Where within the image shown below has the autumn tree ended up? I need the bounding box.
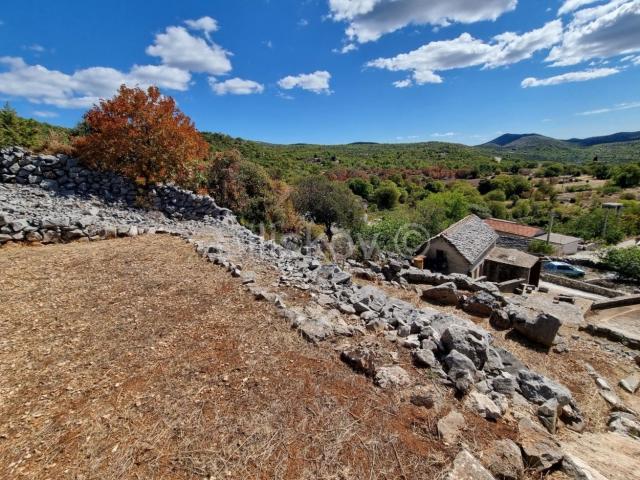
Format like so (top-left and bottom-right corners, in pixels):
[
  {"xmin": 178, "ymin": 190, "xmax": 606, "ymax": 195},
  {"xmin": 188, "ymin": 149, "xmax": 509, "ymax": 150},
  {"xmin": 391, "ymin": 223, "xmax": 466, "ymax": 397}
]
[{"xmin": 74, "ymin": 85, "xmax": 209, "ymax": 184}]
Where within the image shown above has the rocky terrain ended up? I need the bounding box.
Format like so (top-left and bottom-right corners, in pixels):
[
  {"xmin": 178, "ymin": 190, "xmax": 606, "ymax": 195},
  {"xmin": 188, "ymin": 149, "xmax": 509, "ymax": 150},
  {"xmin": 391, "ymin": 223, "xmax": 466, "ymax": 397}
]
[{"xmin": 2, "ymin": 147, "xmax": 640, "ymax": 479}]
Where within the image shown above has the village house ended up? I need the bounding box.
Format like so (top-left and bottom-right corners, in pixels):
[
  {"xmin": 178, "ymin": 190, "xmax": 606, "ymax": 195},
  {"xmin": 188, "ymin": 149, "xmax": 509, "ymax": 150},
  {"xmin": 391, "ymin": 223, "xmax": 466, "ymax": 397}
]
[
  {"xmin": 415, "ymin": 215, "xmax": 498, "ymax": 279},
  {"xmin": 484, "ymin": 218, "xmax": 545, "ymax": 250},
  {"xmin": 415, "ymin": 215, "xmax": 541, "ymax": 285},
  {"xmin": 534, "ymin": 232, "xmax": 582, "ymax": 255}
]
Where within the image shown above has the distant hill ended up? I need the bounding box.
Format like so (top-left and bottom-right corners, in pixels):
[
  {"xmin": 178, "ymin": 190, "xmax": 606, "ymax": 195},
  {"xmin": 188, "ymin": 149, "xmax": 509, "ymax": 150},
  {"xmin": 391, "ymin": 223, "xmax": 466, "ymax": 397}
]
[
  {"xmin": 566, "ymin": 131, "xmax": 640, "ymax": 147},
  {"xmin": 479, "ymin": 131, "xmax": 640, "ymax": 163}
]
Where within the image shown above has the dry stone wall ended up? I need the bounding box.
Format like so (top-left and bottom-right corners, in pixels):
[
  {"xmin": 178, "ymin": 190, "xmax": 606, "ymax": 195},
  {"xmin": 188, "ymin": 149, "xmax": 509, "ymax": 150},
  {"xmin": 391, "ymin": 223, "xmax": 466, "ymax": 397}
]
[{"xmin": 0, "ymin": 146, "xmax": 232, "ymax": 221}]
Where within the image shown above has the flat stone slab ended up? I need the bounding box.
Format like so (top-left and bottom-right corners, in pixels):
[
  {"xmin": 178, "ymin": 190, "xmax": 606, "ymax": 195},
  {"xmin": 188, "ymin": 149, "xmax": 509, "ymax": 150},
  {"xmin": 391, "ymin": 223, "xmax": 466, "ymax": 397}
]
[
  {"xmin": 584, "ymin": 306, "xmax": 640, "ymax": 349},
  {"xmin": 561, "ymin": 433, "xmax": 640, "ymax": 480}
]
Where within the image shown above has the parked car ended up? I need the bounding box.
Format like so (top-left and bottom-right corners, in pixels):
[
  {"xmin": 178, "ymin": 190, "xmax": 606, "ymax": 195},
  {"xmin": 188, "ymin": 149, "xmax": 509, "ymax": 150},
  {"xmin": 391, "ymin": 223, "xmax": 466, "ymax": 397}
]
[{"xmin": 543, "ymin": 261, "xmax": 586, "ymax": 278}]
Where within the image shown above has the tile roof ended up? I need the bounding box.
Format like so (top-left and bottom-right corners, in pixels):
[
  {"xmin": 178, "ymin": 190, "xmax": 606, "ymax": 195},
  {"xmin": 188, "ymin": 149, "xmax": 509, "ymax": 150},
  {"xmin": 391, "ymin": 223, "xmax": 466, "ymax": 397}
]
[
  {"xmin": 486, "ymin": 246, "xmax": 539, "ymax": 269},
  {"xmin": 439, "ymin": 215, "xmax": 498, "ymax": 264},
  {"xmin": 484, "ymin": 218, "xmax": 545, "ymax": 238}
]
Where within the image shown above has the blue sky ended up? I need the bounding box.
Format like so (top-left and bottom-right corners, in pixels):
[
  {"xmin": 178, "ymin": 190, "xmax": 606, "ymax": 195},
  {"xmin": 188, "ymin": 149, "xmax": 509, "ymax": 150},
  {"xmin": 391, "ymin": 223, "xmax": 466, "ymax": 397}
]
[{"xmin": 0, "ymin": 0, "xmax": 639, "ymax": 145}]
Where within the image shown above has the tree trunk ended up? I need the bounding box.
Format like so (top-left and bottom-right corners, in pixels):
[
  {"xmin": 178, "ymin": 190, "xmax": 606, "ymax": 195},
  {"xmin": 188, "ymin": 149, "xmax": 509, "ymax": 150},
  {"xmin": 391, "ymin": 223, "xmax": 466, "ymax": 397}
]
[{"xmin": 325, "ymin": 224, "xmax": 334, "ymax": 242}]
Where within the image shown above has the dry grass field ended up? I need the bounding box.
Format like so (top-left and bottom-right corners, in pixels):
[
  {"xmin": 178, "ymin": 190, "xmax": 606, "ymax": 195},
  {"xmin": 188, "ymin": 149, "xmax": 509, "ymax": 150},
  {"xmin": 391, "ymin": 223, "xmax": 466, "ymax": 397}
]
[{"xmin": 0, "ymin": 236, "xmax": 522, "ymax": 479}]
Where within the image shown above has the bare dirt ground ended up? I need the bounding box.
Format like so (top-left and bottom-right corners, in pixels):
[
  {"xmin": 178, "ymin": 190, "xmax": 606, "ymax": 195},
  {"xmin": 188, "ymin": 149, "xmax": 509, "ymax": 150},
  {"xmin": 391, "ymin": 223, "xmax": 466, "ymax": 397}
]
[{"xmin": 0, "ymin": 236, "xmax": 523, "ymax": 480}]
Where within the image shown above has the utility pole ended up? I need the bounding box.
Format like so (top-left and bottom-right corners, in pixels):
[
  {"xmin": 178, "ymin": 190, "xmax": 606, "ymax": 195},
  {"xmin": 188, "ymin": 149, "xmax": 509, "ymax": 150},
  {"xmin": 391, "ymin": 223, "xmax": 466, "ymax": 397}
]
[{"xmin": 547, "ymin": 210, "xmax": 555, "ymax": 244}]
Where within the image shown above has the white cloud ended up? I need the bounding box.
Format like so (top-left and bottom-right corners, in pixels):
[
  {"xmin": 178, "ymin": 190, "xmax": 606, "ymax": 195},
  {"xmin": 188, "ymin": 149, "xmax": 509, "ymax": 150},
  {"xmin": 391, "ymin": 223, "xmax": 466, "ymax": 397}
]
[
  {"xmin": 577, "ymin": 100, "xmax": 640, "ymax": 115},
  {"xmin": 277, "ymin": 71, "xmax": 332, "ymax": 94},
  {"xmin": 209, "ymin": 77, "xmax": 264, "ymax": 95},
  {"xmin": 431, "ymin": 132, "xmax": 456, "ymax": 137},
  {"xmin": 33, "ymin": 110, "xmax": 59, "ymax": 118},
  {"xmin": 393, "ymin": 79, "xmax": 413, "ymax": 88},
  {"xmin": 521, "ymin": 67, "xmax": 620, "ymax": 87},
  {"xmin": 23, "ymin": 44, "xmax": 46, "ymax": 53},
  {"xmin": 146, "ymin": 26, "xmax": 232, "ymax": 75},
  {"xmin": 547, "ymin": 0, "xmax": 640, "ymax": 66},
  {"xmin": 185, "ymin": 16, "xmax": 218, "ymax": 34},
  {"xmin": 298, "ymin": 18, "xmax": 309, "ymax": 27},
  {"xmin": 558, "ymin": 0, "xmax": 602, "ymax": 15},
  {"xmin": 0, "ymin": 56, "xmax": 192, "ymax": 108},
  {"xmin": 328, "ymin": 0, "xmax": 518, "ymax": 43},
  {"xmin": 333, "ymin": 43, "xmax": 357, "ymax": 54},
  {"xmin": 367, "ymin": 21, "xmax": 562, "ymax": 86}
]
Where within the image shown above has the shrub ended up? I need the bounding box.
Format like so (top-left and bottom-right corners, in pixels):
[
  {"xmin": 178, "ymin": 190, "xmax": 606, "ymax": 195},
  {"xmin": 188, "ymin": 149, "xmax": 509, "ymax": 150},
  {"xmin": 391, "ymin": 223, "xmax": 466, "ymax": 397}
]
[
  {"xmin": 485, "ymin": 189, "xmax": 506, "ymax": 202},
  {"xmin": 207, "ymin": 149, "xmax": 290, "ymax": 229},
  {"xmin": 374, "ymin": 182, "xmax": 401, "ymax": 210},
  {"xmin": 348, "ymin": 177, "xmax": 373, "ymax": 200},
  {"xmin": 74, "ymin": 85, "xmax": 209, "ymax": 185},
  {"xmin": 602, "ymin": 247, "xmax": 640, "ymax": 282},
  {"xmin": 528, "ymin": 239, "xmax": 554, "ymax": 255},
  {"xmin": 292, "ymin": 175, "xmax": 364, "ymax": 240}
]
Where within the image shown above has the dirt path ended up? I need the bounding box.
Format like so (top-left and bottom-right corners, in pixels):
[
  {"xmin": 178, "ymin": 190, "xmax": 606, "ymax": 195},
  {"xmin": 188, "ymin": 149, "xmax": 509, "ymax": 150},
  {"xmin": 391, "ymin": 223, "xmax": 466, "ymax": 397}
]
[{"xmin": 0, "ymin": 236, "xmax": 520, "ymax": 479}]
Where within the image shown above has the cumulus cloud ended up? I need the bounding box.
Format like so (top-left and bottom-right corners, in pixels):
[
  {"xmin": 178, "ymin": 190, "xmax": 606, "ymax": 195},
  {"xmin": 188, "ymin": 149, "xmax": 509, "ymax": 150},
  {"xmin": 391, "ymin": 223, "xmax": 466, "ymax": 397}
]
[
  {"xmin": 547, "ymin": 0, "xmax": 640, "ymax": 66},
  {"xmin": 333, "ymin": 43, "xmax": 357, "ymax": 54},
  {"xmin": 577, "ymin": 100, "xmax": 640, "ymax": 115},
  {"xmin": 209, "ymin": 77, "xmax": 265, "ymax": 95},
  {"xmin": 146, "ymin": 26, "xmax": 232, "ymax": 75},
  {"xmin": 521, "ymin": 67, "xmax": 620, "ymax": 87},
  {"xmin": 367, "ymin": 21, "xmax": 562, "ymax": 86},
  {"xmin": 277, "ymin": 71, "xmax": 332, "ymax": 94},
  {"xmin": 431, "ymin": 132, "xmax": 456, "ymax": 137},
  {"xmin": 0, "ymin": 56, "xmax": 192, "ymax": 108},
  {"xmin": 328, "ymin": 0, "xmax": 518, "ymax": 43},
  {"xmin": 558, "ymin": 0, "xmax": 603, "ymax": 15}
]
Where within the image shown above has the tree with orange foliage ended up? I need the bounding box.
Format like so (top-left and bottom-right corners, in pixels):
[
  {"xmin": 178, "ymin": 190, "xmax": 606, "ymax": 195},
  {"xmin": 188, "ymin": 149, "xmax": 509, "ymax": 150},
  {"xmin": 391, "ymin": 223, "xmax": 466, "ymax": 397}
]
[{"xmin": 74, "ymin": 85, "xmax": 209, "ymax": 184}]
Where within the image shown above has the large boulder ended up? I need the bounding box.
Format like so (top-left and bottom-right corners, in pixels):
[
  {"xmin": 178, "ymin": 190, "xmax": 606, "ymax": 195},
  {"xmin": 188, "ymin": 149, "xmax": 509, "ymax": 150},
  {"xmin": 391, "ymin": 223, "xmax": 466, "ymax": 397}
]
[
  {"xmin": 441, "ymin": 324, "xmax": 491, "ymax": 369},
  {"xmin": 422, "ymin": 282, "xmax": 460, "ymax": 306},
  {"xmin": 508, "ymin": 305, "xmax": 561, "ymax": 347},
  {"xmin": 443, "ymin": 350, "xmax": 483, "ymax": 394},
  {"xmin": 461, "ymin": 291, "xmax": 501, "ymax": 317},
  {"xmin": 517, "ymin": 370, "xmax": 574, "ymax": 407}
]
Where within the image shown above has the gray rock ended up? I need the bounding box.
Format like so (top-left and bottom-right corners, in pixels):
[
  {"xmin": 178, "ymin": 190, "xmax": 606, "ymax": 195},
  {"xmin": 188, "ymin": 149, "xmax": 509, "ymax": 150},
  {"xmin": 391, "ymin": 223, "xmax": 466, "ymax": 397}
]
[
  {"xmin": 438, "ymin": 410, "xmax": 466, "ymax": 445},
  {"xmin": 620, "ymin": 374, "xmax": 640, "ymax": 394},
  {"xmin": 461, "ymin": 291, "xmax": 500, "ymax": 317},
  {"xmin": 562, "ymin": 454, "xmax": 608, "ymax": 480},
  {"xmin": 509, "ymin": 305, "xmax": 561, "ymax": 347},
  {"xmin": 446, "ymin": 450, "xmax": 496, "ymax": 480},
  {"xmin": 441, "ymin": 324, "xmax": 491, "ymax": 369},
  {"xmin": 413, "ymin": 348, "xmax": 437, "ymax": 368},
  {"xmin": 492, "ymin": 373, "xmax": 518, "ymax": 396},
  {"xmin": 422, "ymin": 282, "xmax": 460, "ymax": 306},
  {"xmin": 465, "ymin": 391, "xmax": 502, "ymax": 420},
  {"xmin": 489, "ymin": 309, "xmax": 512, "ymax": 330},
  {"xmin": 374, "ymin": 365, "xmax": 411, "ymax": 389},
  {"xmin": 482, "ymin": 439, "xmax": 525, "ymax": 480},
  {"xmin": 517, "ymin": 369, "xmax": 573, "ymax": 407},
  {"xmin": 517, "ymin": 417, "xmax": 563, "ymax": 472},
  {"xmin": 409, "ymin": 386, "xmax": 435, "ymax": 408},
  {"xmin": 537, "ymin": 398, "xmax": 560, "ymax": 434},
  {"xmin": 443, "ymin": 350, "xmax": 482, "ymax": 394},
  {"xmin": 607, "ymin": 412, "xmax": 640, "ymax": 439}
]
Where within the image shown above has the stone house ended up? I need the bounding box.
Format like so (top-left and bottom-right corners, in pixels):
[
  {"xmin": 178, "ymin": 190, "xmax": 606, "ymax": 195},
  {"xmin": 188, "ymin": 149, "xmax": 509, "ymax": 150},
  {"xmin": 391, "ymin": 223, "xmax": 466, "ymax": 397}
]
[
  {"xmin": 415, "ymin": 215, "xmax": 498, "ymax": 279},
  {"xmin": 484, "ymin": 218, "xmax": 545, "ymax": 251},
  {"xmin": 484, "ymin": 247, "xmax": 541, "ymax": 286}
]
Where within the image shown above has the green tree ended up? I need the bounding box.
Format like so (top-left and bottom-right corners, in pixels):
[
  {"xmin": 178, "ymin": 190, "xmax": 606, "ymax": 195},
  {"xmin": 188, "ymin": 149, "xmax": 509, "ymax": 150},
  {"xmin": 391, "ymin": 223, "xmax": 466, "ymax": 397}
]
[
  {"xmin": 614, "ymin": 164, "xmax": 640, "ymax": 188},
  {"xmin": 602, "ymin": 247, "xmax": 640, "ymax": 281},
  {"xmin": 292, "ymin": 175, "xmax": 364, "ymax": 241}
]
